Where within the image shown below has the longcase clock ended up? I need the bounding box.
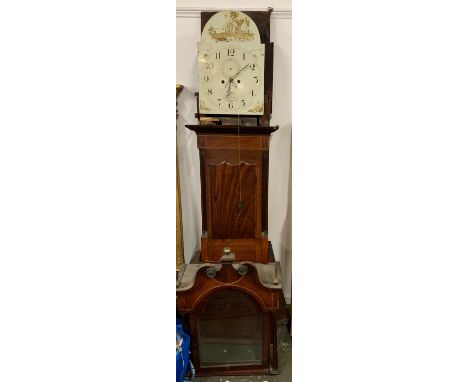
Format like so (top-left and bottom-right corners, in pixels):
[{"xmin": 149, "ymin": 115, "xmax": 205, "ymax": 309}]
[{"xmin": 177, "ymin": 9, "xmax": 287, "ymax": 377}]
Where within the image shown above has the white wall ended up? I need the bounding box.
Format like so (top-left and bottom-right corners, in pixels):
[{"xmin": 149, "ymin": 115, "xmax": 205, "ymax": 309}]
[{"xmin": 176, "ymin": 1, "xmax": 292, "ymax": 302}]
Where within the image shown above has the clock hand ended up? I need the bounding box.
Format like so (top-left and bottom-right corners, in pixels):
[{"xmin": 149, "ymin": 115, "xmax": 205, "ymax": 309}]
[
  {"xmin": 225, "ymin": 64, "xmax": 247, "ymax": 97},
  {"xmin": 229, "ymin": 63, "xmax": 250, "ymax": 82},
  {"xmin": 226, "ymin": 74, "xmax": 239, "ymax": 93},
  {"xmin": 225, "ymin": 64, "xmax": 248, "ymax": 97}
]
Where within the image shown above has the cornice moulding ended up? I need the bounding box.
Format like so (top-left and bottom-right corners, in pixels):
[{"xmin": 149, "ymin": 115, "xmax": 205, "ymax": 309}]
[{"xmin": 176, "ymin": 7, "xmax": 292, "ymax": 19}]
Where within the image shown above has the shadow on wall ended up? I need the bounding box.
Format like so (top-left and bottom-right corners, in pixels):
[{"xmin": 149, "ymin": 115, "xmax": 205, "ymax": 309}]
[
  {"xmin": 280, "ymin": 129, "xmax": 292, "ymax": 304},
  {"xmin": 177, "ymin": 87, "xmax": 202, "ymax": 263}
]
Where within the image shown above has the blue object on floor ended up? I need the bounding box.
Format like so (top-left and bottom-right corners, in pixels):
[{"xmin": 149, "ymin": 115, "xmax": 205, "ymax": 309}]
[{"xmin": 176, "ymin": 319, "xmax": 194, "ymax": 382}]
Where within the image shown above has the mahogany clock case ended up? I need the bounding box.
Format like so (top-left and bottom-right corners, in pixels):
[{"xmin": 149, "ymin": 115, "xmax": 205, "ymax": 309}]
[
  {"xmin": 176, "ymin": 260, "xmax": 282, "ymax": 376},
  {"xmin": 186, "ymin": 124, "xmax": 278, "ymax": 264}
]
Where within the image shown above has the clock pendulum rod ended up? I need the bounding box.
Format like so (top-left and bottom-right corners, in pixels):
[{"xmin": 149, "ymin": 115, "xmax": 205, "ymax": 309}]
[{"xmin": 237, "ymin": 113, "xmax": 243, "ymax": 212}]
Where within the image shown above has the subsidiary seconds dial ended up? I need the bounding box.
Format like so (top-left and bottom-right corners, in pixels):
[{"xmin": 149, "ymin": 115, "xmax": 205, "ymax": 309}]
[{"xmin": 199, "ymin": 44, "xmax": 265, "ymax": 114}]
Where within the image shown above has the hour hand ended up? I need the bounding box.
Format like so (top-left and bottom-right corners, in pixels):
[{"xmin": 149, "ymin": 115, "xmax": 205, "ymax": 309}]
[{"xmin": 225, "ymin": 76, "xmax": 238, "ymax": 92}]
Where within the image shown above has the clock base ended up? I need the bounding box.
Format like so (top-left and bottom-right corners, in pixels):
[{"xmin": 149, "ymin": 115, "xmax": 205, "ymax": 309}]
[{"xmin": 201, "ymin": 236, "xmax": 269, "ymax": 264}]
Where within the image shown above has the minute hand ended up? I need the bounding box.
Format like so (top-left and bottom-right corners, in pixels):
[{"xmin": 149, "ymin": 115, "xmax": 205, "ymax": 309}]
[{"xmin": 230, "ymin": 64, "xmax": 250, "ymax": 81}]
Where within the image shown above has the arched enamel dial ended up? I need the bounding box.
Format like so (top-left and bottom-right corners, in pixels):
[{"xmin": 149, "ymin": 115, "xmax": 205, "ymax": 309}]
[{"xmin": 198, "ymin": 43, "xmax": 265, "ymax": 115}]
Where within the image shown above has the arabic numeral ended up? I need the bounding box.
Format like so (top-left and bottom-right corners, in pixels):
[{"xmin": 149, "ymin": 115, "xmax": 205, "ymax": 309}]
[
  {"xmin": 241, "ymin": 99, "xmax": 246, "ymax": 107},
  {"xmin": 217, "ymin": 98, "xmax": 222, "ymax": 106},
  {"xmin": 243, "ymin": 53, "xmax": 246, "ymax": 60},
  {"xmin": 250, "ymin": 63, "xmax": 256, "ymax": 70},
  {"xmin": 253, "ymin": 76, "xmax": 258, "ymax": 83},
  {"xmin": 208, "ymin": 89, "xmax": 213, "ymax": 95},
  {"xmin": 228, "ymin": 48, "xmax": 235, "ymax": 56},
  {"xmin": 228, "ymin": 102, "xmax": 234, "ymax": 109},
  {"xmin": 204, "ymin": 75, "xmax": 209, "ymax": 82},
  {"xmin": 215, "ymin": 52, "xmax": 221, "ymax": 59},
  {"xmin": 206, "ymin": 63, "xmax": 214, "ymax": 70},
  {"xmin": 251, "ymin": 90, "xmax": 254, "ymax": 97}
]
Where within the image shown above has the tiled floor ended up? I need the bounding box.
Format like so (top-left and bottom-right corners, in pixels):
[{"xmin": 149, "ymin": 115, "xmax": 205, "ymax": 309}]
[{"xmin": 193, "ymin": 324, "xmax": 292, "ymax": 382}]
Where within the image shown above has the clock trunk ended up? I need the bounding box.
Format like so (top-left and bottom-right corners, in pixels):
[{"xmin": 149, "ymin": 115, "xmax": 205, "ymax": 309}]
[{"xmin": 187, "ymin": 125, "xmax": 277, "ymax": 264}]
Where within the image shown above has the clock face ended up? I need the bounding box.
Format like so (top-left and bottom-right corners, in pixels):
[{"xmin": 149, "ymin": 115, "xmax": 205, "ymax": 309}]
[
  {"xmin": 199, "ymin": 43, "xmax": 265, "ymax": 115},
  {"xmin": 198, "ymin": 11, "xmax": 265, "ymax": 116}
]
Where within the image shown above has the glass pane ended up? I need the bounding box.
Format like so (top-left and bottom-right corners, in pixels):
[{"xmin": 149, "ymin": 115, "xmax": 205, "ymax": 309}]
[{"xmin": 198, "ymin": 289, "xmax": 263, "ymax": 367}]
